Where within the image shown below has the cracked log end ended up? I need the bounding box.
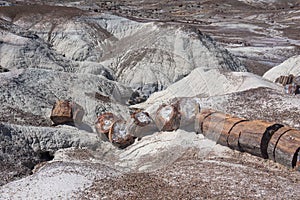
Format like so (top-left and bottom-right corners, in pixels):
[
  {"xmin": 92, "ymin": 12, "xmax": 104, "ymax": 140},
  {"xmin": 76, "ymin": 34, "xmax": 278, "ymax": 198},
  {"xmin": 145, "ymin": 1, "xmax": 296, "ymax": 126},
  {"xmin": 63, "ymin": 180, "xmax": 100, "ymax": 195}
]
[
  {"xmin": 50, "ymin": 100, "xmax": 84, "ymax": 125},
  {"xmin": 95, "ymin": 112, "xmax": 116, "ymax": 137},
  {"xmin": 132, "ymin": 111, "xmax": 152, "ymax": 127},
  {"xmin": 109, "ymin": 120, "xmax": 135, "ymax": 149},
  {"xmin": 129, "ymin": 110, "xmax": 158, "ymax": 138},
  {"xmin": 155, "ymin": 104, "xmax": 181, "ymax": 131}
]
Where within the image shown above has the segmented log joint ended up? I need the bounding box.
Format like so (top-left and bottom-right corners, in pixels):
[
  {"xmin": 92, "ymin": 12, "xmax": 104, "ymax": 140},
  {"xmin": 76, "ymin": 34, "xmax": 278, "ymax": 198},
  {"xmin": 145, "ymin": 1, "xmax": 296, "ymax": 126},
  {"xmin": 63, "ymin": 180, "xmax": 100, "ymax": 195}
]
[{"xmin": 197, "ymin": 109, "xmax": 300, "ymax": 170}]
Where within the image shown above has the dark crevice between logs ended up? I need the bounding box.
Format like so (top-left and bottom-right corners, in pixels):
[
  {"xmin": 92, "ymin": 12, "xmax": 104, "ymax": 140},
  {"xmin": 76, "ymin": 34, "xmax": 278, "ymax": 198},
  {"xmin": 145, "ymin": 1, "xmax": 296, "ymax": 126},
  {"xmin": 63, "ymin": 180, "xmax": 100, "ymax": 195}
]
[
  {"xmin": 226, "ymin": 120, "xmax": 248, "ymax": 148},
  {"xmin": 261, "ymin": 124, "xmax": 284, "ymax": 159},
  {"xmin": 237, "ymin": 131, "xmax": 243, "ymax": 152},
  {"xmin": 292, "ymin": 147, "xmax": 300, "ymax": 168},
  {"xmin": 38, "ymin": 151, "xmax": 54, "ymax": 162}
]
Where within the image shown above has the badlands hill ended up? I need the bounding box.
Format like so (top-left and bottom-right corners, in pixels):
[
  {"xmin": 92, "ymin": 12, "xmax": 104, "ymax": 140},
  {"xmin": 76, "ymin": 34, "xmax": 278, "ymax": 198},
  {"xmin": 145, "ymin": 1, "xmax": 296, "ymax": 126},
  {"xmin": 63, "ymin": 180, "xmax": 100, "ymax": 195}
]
[{"xmin": 0, "ymin": 2, "xmax": 299, "ymax": 199}]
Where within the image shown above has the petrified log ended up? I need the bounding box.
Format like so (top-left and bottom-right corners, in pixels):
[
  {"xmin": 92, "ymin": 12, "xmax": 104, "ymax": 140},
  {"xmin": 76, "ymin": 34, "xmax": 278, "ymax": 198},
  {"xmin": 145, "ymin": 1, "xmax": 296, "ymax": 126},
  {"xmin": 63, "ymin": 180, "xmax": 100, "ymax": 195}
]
[
  {"xmin": 177, "ymin": 98, "xmax": 201, "ymax": 131},
  {"xmin": 229, "ymin": 120, "xmax": 283, "ymax": 158},
  {"xmin": 129, "ymin": 110, "xmax": 158, "ymax": 138},
  {"xmin": 275, "ymin": 74, "xmax": 294, "ymax": 86},
  {"xmin": 95, "ymin": 112, "xmax": 116, "ymax": 138},
  {"xmin": 195, "ymin": 109, "xmax": 216, "ymax": 134},
  {"xmin": 267, "ymin": 126, "xmax": 291, "ymax": 161},
  {"xmin": 271, "ymin": 129, "xmax": 300, "ymax": 168},
  {"xmin": 155, "ymin": 103, "xmax": 181, "ymax": 131},
  {"xmin": 201, "ymin": 112, "xmax": 229, "ymax": 142},
  {"xmin": 109, "ymin": 120, "xmax": 135, "ymax": 149},
  {"xmin": 201, "ymin": 111, "xmax": 248, "ymax": 146},
  {"xmin": 50, "ymin": 100, "xmax": 84, "ymax": 125}
]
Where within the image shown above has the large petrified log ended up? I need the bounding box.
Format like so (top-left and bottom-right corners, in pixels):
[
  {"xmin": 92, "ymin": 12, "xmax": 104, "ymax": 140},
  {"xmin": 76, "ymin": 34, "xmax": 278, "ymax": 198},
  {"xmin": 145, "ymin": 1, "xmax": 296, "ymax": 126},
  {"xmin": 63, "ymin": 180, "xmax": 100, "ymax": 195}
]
[
  {"xmin": 198, "ymin": 111, "xmax": 247, "ymax": 146},
  {"xmin": 92, "ymin": 100, "xmax": 300, "ymax": 170},
  {"xmin": 269, "ymin": 129, "xmax": 300, "ymax": 168},
  {"xmin": 198, "ymin": 110, "xmax": 299, "ymax": 170},
  {"xmin": 50, "ymin": 100, "xmax": 84, "ymax": 125},
  {"xmin": 228, "ymin": 120, "xmax": 283, "ymax": 158}
]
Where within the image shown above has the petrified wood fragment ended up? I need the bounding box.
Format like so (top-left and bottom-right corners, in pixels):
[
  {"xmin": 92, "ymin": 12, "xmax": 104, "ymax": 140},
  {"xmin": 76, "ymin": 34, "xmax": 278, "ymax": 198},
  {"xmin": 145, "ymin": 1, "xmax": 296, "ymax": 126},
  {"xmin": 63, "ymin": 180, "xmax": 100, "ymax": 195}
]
[
  {"xmin": 229, "ymin": 120, "xmax": 283, "ymax": 158},
  {"xmin": 195, "ymin": 109, "xmax": 216, "ymax": 134},
  {"xmin": 50, "ymin": 100, "xmax": 84, "ymax": 125},
  {"xmin": 201, "ymin": 111, "xmax": 247, "ymax": 146},
  {"xmin": 129, "ymin": 110, "xmax": 158, "ymax": 138},
  {"xmin": 201, "ymin": 112, "xmax": 229, "ymax": 142},
  {"xmin": 267, "ymin": 126, "xmax": 291, "ymax": 161},
  {"xmin": 95, "ymin": 112, "xmax": 116, "ymax": 138}
]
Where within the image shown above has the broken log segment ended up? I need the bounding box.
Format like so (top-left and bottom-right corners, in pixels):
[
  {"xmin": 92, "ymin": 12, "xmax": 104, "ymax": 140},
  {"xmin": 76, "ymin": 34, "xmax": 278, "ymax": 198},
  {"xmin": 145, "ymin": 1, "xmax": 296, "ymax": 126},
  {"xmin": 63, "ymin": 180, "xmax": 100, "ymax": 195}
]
[
  {"xmin": 95, "ymin": 112, "xmax": 116, "ymax": 138},
  {"xmin": 227, "ymin": 120, "xmax": 248, "ymax": 151},
  {"xmin": 109, "ymin": 120, "xmax": 135, "ymax": 149},
  {"xmin": 50, "ymin": 100, "xmax": 84, "ymax": 125},
  {"xmin": 201, "ymin": 112, "xmax": 230, "ymax": 143},
  {"xmin": 155, "ymin": 103, "xmax": 181, "ymax": 131},
  {"xmin": 272, "ymin": 129, "xmax": 300, "ymax": 168},
  {"xmin": 200, "ymin": 111, "xmax": 247, "ymax": 146},
  {"xmin": 195, "ymin": 109, "xmax": 217, "ymax": 134},
  {"xmin": 132, "ymin": 111, "xmax": 152, "ymax": 127},
  {"xmin": 129, "ymin": 110, "xmax": 158, "ymax": 138},
  {"xmin": 231, "ymin": 120, "xmax": 283, "ymax": 158},
  {"xmin": 267, "ymin": 126, "xmax": 291, "ymax": 161}
]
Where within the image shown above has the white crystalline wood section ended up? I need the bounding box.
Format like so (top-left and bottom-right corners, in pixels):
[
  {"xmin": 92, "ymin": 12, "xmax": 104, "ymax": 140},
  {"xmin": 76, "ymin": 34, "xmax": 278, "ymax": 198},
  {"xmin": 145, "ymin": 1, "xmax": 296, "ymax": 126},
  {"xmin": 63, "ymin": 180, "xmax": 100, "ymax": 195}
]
[
  {"xmin": 178, "ymin": 98, "xmax": 200, "ymax": 126},
  {"xmin": 109, "ymin": 120, "xmax": 134, "ymax": 148},
  {"xmin": 155, "ymin": 104, "xmax": 180, "ymax": 131}
]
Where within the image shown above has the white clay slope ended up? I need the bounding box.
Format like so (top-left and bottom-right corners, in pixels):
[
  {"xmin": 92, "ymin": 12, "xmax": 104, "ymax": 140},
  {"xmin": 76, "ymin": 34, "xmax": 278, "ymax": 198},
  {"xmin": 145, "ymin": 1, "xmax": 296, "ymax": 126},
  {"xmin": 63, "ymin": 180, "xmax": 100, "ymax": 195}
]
[{"xmin": 263, "ymin": 55, "xmax": 300, "ymax": 82}]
